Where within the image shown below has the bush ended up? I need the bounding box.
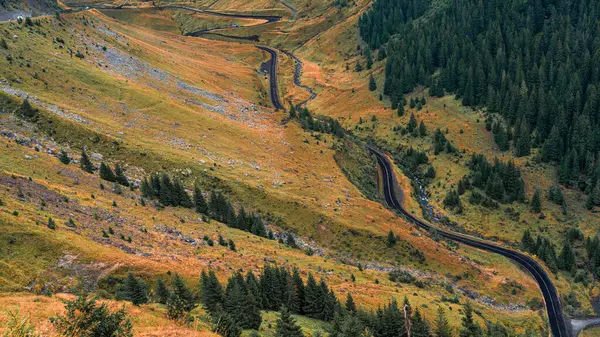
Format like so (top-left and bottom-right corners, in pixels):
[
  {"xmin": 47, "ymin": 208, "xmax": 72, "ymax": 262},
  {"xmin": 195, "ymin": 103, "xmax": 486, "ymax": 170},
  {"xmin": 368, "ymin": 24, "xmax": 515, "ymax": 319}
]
[
  {"xmin": 3, "ymin": 309, "xmax": 38, "ymax": 337},
  {"xmin": 50, "ymin": 294, "xmax": 133, "ymax": 337},
  {"xmin": 388, "ymin": 270, "xmax": 415, "ymax": 284}
]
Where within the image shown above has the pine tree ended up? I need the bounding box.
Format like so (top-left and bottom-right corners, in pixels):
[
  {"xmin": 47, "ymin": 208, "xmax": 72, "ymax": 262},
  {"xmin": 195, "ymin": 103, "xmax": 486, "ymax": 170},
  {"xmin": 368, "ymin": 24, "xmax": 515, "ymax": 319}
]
[
  {"xmin": 303, "ymin": 273, "xmax": 322, "ymax": 319},
  {"xmin": 433, "ymin": 307, "xmax": 453, "ymax": 337},
  {"xmin": 407, "ymin": 113, "xmax": 417, "ymax": 132},
  {"xmin": 419, "ymin": 121, "xmax": 427, "ymax": 137},
  {"xmin": 224, "ymin": 272, "xmax": 262, "ymax": 329},
  {"xmin": 117, "ymin": 273, "xmax": 149, "ymax": 306},
  {"xmin": 459, "ymin": 302, "xmax": 482, "ymax": 337},
  {"xmin": 114, "ymin": 163, "xmax": 129, "ymax": 187},
  {"xmin": 397, "ymin": 104, "xmax": 405, "ymax": 117},
  {"xmin": 386, "ymin": 230, "xmax": 397, "ymax": 248},
  {"xmin": 200, "ymin": 270, "xmax": 224, "ymax": 314},
  {"xmin": 531, "ymin": 188, "xmax": 542, "ymax": 213},
  {"xmin": 193, "ymin": 185, "xmax": 208, "ymax": 214},
  {"xmin": 228, "ymin": 239, "xmax": 236, "ymax": 251},
  {"xmin": 18, "ymin": 99, "xmax": 38, "ymax": 119},
  {"xmin": 515, "ymin": 118, "xmax": 531, "ymax": 157},
  {"xmin": 100, "ymin": 162, "xmax": 116, "ymax": 182},
  {"xmin": 168, "ymin": 273, "xmax": 197, "ymax": 315},
  {"xmin": 355, "ymin": 62, "xmax": 363, "ymax": 72},
  {"xmin": 411, "ymin": 308, "xmax": 431, "ymax": 337},
  {"xmin": 291, "ymin": 267, "xmax": 305, "ymax": 314},
  {"xmin": 47, "ymin": 217, "xmax": 56, "ymax": 230},
  {"xmin": 155, "ymin": 277, "xmax": 170, "ymax": 304},
  {"xmin": 80, "ymin": 149, "xmax": 94, "ymax": 173},
  {"xmin": 275, "ymin": 307, "xmax": 305, "ymax": 337},
  {"xmin": 59, "ymin": 149, "xmax": 70, "ymax": 164},
  {"xmin": 212, "ymin": 309, "xmax": 242, "ymax": 337},
  {"xmin": 369, "ymin": 75, "xmax": 377, "ymax": 91},
  {"xmin": 345, "ymin": 293, "xmax": 356, "ymax": 314}
]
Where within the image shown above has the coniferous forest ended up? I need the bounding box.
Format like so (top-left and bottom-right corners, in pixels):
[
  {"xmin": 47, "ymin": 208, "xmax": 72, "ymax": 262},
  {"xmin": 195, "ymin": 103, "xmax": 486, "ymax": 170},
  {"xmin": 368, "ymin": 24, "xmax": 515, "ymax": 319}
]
[{"xmin": 360, "ymin": 0, "xmax": 600, "ymax": 196}]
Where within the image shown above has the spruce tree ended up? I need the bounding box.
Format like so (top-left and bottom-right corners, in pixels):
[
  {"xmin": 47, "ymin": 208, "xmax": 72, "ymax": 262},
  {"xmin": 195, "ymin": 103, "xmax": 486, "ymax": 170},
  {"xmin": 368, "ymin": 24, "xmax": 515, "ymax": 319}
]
[
  {"xmin": 194, "ymin": 185, "xmax": 208, "ymax": 214},
  {"xmin": 47, "ymin": 217, "xmax": 56, "ymax": 230},
  {"xmin": 407, "ymin": 113, "xmax": 417, "ymax": 132},
  {"xmin": 411, "ymin": 308, "xmax": 431, "ymax": 337},
  {"xmin": 355, "ymin": 62, "xmax": 363, "ymax": 72},
  {"xmin": 212, "ymin": 309, "xmax": 242, "ymax": 337},
  {"xmin": 369, "ymin": 75, "xmax": 377, "ymax": 91},
  {"xmin": 100, "ymin": 162, "xmax": 116, "ymax": 182},
  {"xmin": 459, "ymin": 302, "xmax": 482, "ymax": 337},
  {"xmin": 275, "ymin": 307, "xmax": 305, "ymax": 337},
  {"xmin": 80, "ymin": 149, "xmax": 94, "ymax": 173},
  {"xmin": 114, "ymin": 163, "xmax": 129, "ymax": 187},
  {"xmin": 59, "ymin": 149, "xmax": 70, "ymax": 164},
  {"xmin": 303, "ymin": 273, "xmax": 322, "ymax": 318},
  {"xmin": 155, "ymin": 277, "xmax": 170, "ymax": 304},
  {"xmin": 397, "ymin": 104, "xmax": 405, "ymax": 117},
  {"xmin": 291, "ymin": 267, "xmax": 305, "ymax": 314},
  {"xmin": 223, "ymin": 272, "xmax": 262, "ymax": 330},
  {"xmin": 200, "ymin": 270, "xmax": 224, "ymax": 314},
  {"xmin": 433, "ymin": 306, "xmax": 453, "ymax": 337},
  {"xmin": 386, "ymin": 230, "xmax": 397, "ymax": 248},
  {"xmin": 531, "ymin": 188, "xmax": 542, "ymax": 213},
  {"xmin": 345, "ymin": 293, "xmax": 356, "ymax": 314},
  {"xmin": 117, "ymin": 273, "xmax": 149, "ymax": 306},
  {"xmin": 419, "ymin": 121, "xmax": 427, "ymax": 137},
  {"xmin": 168, "ymin": 273, "xmax": 197, "ymax": 315}
]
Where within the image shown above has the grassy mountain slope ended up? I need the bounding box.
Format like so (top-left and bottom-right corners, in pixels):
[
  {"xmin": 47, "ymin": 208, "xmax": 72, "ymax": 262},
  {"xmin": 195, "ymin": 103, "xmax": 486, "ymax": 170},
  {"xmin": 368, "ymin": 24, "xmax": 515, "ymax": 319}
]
[{"xmin": 0, "ymin": 0, "xmax": 574, "ymax": 335}]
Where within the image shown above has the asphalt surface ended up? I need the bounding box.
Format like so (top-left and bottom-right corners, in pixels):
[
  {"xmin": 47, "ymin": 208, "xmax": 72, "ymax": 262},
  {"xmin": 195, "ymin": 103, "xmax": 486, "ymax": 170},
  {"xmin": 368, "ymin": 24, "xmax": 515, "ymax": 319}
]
[
  {"xmin": 368, "ymin": 146, "xmax": 570, "ymax": 337},
  {"xmin": 257, "ymin": 46, "xmax": 284, "ymax": 110}
]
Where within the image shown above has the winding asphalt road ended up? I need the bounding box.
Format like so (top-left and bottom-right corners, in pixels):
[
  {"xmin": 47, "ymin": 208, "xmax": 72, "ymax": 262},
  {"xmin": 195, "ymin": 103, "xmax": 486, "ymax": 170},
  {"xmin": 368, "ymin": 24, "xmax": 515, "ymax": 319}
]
[
  {"xmin": 257, "ymin": 46, "xmax": 285, "ymax": 110},
  {"xmin": 368, "ymin": 146, "xmax": 570, "ymax": 337}
]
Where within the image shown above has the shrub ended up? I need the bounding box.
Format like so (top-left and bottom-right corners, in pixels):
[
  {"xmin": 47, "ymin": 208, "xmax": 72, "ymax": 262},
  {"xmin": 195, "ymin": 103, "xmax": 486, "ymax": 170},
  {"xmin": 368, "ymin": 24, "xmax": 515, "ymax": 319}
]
[
  {"xmin": 50, "ymin": 294, "xmax": 133, "ymax": 337},
  {"xmin": 3, "ymin": 309, "xmax": 38, "ymax": 337},
  {"xmin": 388, "ymin": 270, "xmax": 415, "ymax": 284}
]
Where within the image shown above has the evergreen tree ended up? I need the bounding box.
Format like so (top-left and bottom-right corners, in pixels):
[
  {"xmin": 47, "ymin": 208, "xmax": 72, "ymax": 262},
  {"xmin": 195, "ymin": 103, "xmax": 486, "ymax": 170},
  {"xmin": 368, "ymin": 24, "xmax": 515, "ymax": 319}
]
[
  {"xmin": 200, "ymin": 270, "xmax": 224, "ymax": 314},
  {"xmin": 355, "ymin": 62, "xmax": 363, "ymax": 72},
  {"xmin": 18, "ymin": 98, "xmax": 38, "ymax": 119},
  {"xmin": 515, "ymin": 118, "xmax": 531, "ymax": 157},
  {"xmin": 558, "ymin": 241, "xmax": 576, "ymax": 272},
  {"xmin": 155, "ymin": 277, "xmax": 170, "ymax": 304},
  {"xmin": 345, "ymin": 293, "xmax": 356, "ymax": 314},
  {"xmin": 303, "ymin": 273, "xmax": 322, "ymax": 319},
  {"xmin": 47, "ymin": 217, "xmax": 56, "ymax": 230},
  {"xmin": 212, "ymin": 309, "xmax": 242, "ymax": 337},
  {"xmin": 114, "ymin": 163, "xmax": 129, "ymax": 187},
  {"xmin": 99, "ymin": 162, "xmax": 116, "ymax": 182},
  {"xmin": 369, "ymin": 75, "xmax": 377, "ymax": 91},
  {"xmin": 411, "ymin": 308, "xmax": 431, "ymax": 337},
  {"xmin": 433, "ymin": 306, "xmax": 453, "ymax": 337},
  {"xmin": 117, "ymin": 273, "xmax": 149, "ymax": 306},
  {"xmin": 531, "ymin": 188, "xmax": 542, "ymax": 213},
  {"xmin": 419, "ymin": 121, "xmax": 427, "ymax": 137},
  {"xmin": 459, "ymin": 302, "xmax": 482, "ymax": 337},
  {"xmin": 407, "ymin": 113, "xmax": 417, "ymax": 132},
  {"xmin": 386, "ymin": 230, "xmax": 397, "ymax": 248},
  {"xmin": 397, "ymin": 104, "xmax": 405, "ymax": 117},
  {"xmin": 193, "ymin": 185, "xmax": 208, "ymax": 214},
  {"xmin": 167, "ymin": 273, "xmax": 197, "ymax": 319},
  {"xmin": 80, "ymin": 149, "xmax": 94, "ymax": 173},
  {"xmin": 59, "ymin": 149, "xmax": 70, "ymax": 164},
  {"xmin": 291, "ymin": 267, "xmax": 305, "ymax": 314},
  {"xmin": 224, "ymin": 272, "xmax": 262, "ymax": 329},
  {"xmin": 275, "ymin": 307, "xmax": 304, "ymax": 337}
]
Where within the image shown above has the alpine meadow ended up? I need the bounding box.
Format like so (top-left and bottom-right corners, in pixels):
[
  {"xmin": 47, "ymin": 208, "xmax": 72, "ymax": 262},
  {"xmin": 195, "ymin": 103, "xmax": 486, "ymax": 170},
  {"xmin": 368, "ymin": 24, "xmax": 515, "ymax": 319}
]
[{"xmin": 0, "ymin": 0, "xmax": 600, "ymax": 336}]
